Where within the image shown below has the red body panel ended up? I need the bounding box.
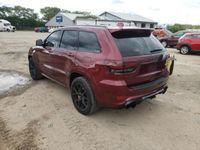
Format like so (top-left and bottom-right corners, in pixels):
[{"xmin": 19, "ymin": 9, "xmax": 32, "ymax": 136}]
[
  {"xmin": 177, "ymin": 32, "xmax": 200, "ymax": 51},
  {"xmin": 29, "ymin": 26, "xmax": 169, "ymax": 108}
]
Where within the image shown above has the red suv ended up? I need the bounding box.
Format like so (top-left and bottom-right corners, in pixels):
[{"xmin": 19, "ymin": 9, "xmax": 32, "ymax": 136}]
[
  {"xmin": 177, "ymin": 32, "xmax": 200, "ymax": 55},
  {"xmin": 28, "ymin": 26, "xmax": 171, "ymax": 115}
]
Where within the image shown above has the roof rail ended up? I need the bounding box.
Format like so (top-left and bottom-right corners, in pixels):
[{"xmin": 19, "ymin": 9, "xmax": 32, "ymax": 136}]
[{"xmin": 74, "ymin": 25, "xmax": 108, "ymax": 28}]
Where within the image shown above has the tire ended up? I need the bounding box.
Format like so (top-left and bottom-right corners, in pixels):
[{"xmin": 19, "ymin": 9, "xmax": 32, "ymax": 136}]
[
  {"xmin": 161, "ymin": 40, "xmax": 168, "ymax": 48},
  {"xmin": 7, "ymin": 29, "xmax": 10, "ymax": 32},
  {"xmin": 71, "ymin": 77, "xmax": 98, "ymax": 115},
  {"xmin": 180, "ymin": 45, "xmax": 190, "ymax": 55},
  {"xmin": 29, "ymin": 57, "xmax": 43, "ymax": 80}
]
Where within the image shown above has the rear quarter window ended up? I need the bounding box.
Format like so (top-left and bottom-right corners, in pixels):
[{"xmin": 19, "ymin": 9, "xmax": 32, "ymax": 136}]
[{"xmin": 78, "ymin": 31, "xmax": 101, "ymax": 52}]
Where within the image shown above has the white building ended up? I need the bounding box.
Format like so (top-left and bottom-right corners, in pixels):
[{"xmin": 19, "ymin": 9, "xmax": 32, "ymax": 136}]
[
  {"xmin": 99, "ymin": 12, "xmax": 157, "ymax": 28},
  {"xmin": 45, "ymin": 12, "xmax": 85, "ymax": 28},
  {"xmin": 45, "ymin": 11, "xmax": 157, "ymax": 28}
]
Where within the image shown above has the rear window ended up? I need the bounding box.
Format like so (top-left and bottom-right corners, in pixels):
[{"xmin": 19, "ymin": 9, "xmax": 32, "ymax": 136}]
[{"xmin": 112, "ymin": 30, "xmax": 165, "ymax": 57}]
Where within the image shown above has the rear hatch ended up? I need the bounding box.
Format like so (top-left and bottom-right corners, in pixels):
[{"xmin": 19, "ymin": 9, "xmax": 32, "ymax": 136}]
[{"xmin": 111, "ymin": 29, "xmax": 168, "ymax": 88}]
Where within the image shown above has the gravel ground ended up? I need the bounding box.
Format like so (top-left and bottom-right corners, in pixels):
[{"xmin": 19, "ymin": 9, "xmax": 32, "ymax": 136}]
[{"xmin": 0, "ymin": 31, "xmax": 200, "ymax": 150}]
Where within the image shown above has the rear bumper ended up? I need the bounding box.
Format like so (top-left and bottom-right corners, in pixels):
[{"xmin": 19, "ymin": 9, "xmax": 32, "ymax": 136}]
[
  {"xmin": 95, "ymin": 77, "xmax": 168, "ymax": 108},
  {"xmin": 124, "ymin": 86, "xmax": 168, "ymax": 107}
]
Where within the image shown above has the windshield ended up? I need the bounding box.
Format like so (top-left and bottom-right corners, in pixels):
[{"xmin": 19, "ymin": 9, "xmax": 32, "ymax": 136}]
[
  {"xmin": 112, "ymin": 32, "xmax": 165, "ymax": 57},
  {"xmin": 4, "ymin": 23, "xmax": 11, "ymax": 26},
  {"xmin": 173, "ymin": 31, "xmax": 185, "ymax": 37}
]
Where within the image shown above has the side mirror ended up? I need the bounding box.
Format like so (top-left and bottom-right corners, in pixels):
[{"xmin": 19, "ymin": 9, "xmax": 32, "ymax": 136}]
[{"xmin": 36, "ymin": 39, "xmax": 43, "ymax": 46}]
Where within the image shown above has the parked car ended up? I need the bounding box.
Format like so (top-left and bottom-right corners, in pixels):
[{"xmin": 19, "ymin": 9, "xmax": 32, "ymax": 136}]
[
  {"xmin": 34, "ymin": 27, "xmax": 40, "ymax": 32},
  {"xmin": 0, "ymin": 19, "xmax": 16, "ymax": 32},
  {"xmin": 28, "ymin": 26, "xmax": 173, "ymax": 115},
  {"xmin": 40, "ymin": 27, "xmax": 48, "ymax": 32},
  {"xmin": 34, "ymin": 27, "xmax": 48, "ymax": 32},
  {"xmin": 159, "ymin": 30, "xmax": 200, "ymax": 48},
  {"xmin": 177, "ymin": 32, "xmax": 200, "ymax": 55}
]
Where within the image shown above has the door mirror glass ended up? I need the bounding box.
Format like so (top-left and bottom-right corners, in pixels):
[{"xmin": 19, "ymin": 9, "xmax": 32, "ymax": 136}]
[{"xmin": 36, "ymin": 39, "xmax": 43, "ymax": 46}]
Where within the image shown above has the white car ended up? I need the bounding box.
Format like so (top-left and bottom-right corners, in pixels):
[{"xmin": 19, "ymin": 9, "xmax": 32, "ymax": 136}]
[{"xmin": 0, "ymin": 19, "xmax": 16, "ymax": 32}]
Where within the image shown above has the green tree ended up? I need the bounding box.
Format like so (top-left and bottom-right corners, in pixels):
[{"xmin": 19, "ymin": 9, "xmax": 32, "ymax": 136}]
[
  {"xmin": 0, "ymin": 6, "xmax": 13, "ymax": 17},
  {"xmin": 72, "ymin": 11, "xmax": 91, "ymax": 15},
  {"xmin": 61, "ymin": 9, "xmax": 71, "ymax": 13},
  {"xmin": 0, "ymin": 5, "xmax": 45, "ymax": 30},
  {"xmin": 167, "ymin": 24, "xmax": 200, "ymax": 33},
  {"xmin": 40, "ymin": 7, "xmax": 60, "ymax": 22},
  {"xmin": 13, "ymin": 6, "xmax": 37, "ymax": 19}
]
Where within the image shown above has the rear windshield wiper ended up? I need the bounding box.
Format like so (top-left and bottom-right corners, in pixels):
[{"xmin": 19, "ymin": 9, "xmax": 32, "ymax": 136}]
[{"xmin": 150, "ymin": 49, "xmax": 163, "ymax": 53}]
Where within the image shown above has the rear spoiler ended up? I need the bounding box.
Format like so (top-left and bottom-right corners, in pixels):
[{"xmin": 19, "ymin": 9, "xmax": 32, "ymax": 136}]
[{"xmin": 110, "ymin": 28, "xmax": 153, "ymax": 38}]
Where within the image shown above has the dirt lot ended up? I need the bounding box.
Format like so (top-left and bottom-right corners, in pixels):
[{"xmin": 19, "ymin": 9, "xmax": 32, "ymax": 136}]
[{"xmin": 0, "ymin": 31, "xmax": 200, "ymax": 150}]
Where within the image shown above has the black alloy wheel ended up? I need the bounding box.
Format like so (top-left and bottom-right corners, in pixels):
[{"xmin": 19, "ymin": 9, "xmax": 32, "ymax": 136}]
[{"xmin": 71, "ymin": 77, "xmax": 98, "ymax": 115}]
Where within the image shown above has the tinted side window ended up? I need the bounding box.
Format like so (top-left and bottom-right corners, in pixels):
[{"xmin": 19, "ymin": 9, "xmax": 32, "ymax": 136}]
[
  {"xmin": 191, "ymin": 34, "xmax": 200, "ymax": 39},
  {"xmin": 46, "ymin": 30, "xmax": 62, "ymax": 48},
  {"xmin": 60, "ymin": 31, "xmax": 78, "ymax": 50},
  {"xmin": 197, "ymin": 34, "xmax": 200, "ymax": 39},
  {"xmin": 188, "ymin": 35, "xmax": 195, "ymax": 39},
  {"xmin": 78, "ymin": 31, "xmax": 100, "ymax": 52}
]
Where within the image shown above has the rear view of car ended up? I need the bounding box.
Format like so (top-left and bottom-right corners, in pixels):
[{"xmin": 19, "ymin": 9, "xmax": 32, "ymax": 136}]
[
  {"xmin": 99, "ymin": 28, "xmax": 170, "ymax": 108},
  {"xmin": 29, "ymin": 26, "xmax": 173, "ymax": 115},
  {"xmin": 177, "ymin": 32, "xmax": 200, "ymax": 54}
]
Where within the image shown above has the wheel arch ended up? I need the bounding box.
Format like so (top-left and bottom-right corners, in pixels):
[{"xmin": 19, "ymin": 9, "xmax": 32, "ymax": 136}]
[
  {"xmin": 69, "ymin": 72, "xmax": 93, "ymax": 87},
  {"xmin": 69, "ymin": 72, "xmax": 84, "ymax": 86},
  {"xmin": 180, "ymin": 44, "xmax": 192, "ymax": 50},
  {"xmin": 28, "ymin": 48, "xmax": 40, "ymax": 72}
]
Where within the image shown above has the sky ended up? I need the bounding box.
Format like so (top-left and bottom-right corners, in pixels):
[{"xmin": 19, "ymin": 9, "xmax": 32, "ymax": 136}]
[{"xmin": 0, "ymin": 0, "xmax": 200, "ymax": 25}]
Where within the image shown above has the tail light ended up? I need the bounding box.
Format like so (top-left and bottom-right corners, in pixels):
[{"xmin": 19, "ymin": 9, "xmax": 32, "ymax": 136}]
[{"xmin": 104, "ymin": 59, "xmax": 135, "ymax": 73}]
